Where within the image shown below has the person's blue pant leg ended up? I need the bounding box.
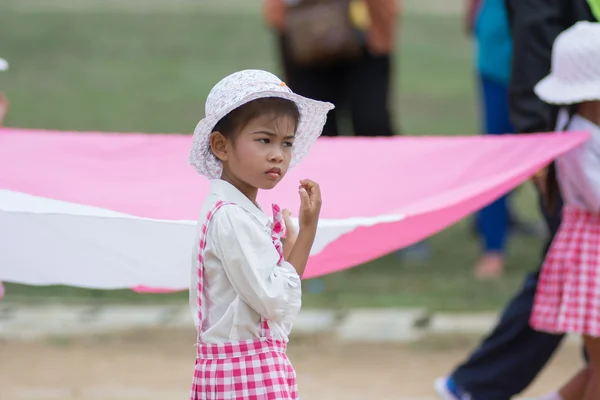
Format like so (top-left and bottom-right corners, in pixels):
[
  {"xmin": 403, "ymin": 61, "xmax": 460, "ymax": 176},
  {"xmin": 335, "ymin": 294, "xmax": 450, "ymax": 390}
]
[
  {"xmin": 477, "ymin": 195, "xmax": 508, "ymax": 252},
  {"xmin": 451, "ymin": 193, "xmax": 564, "ymax": 400},
  {"xmin": 476, "ymin": 76, "xmax": 514, "ymax": 253}
]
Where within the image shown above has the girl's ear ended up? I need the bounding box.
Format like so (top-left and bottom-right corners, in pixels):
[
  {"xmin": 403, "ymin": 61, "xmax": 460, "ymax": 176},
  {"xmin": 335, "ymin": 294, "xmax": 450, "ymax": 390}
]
[{"xmin": 210, "ymin": 131, "xmax": 229, "ymax": 162}]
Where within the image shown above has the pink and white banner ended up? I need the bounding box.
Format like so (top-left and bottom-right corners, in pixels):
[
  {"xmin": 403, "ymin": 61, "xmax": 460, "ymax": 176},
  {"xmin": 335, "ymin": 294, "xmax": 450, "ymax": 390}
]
[{"xmin": 0, "ymin": 128, "xmax": 589, "ymax": 290}]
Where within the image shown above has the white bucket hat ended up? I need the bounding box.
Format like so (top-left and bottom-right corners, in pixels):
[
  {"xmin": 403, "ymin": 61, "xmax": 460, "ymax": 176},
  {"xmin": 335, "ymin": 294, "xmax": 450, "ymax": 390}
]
[
  {"xmin": 535, "ymin": 21, "xmax": 600, "ymax": 105},
  {"xmin": 188, "ymin": 69, "xmax": 334, "ymax": 179}
]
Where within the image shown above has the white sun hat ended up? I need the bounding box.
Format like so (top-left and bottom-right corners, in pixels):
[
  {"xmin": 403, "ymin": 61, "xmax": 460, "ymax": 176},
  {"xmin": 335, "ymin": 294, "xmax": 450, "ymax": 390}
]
[
  {"xmin": 188, "ymin": 69, "xmax": 334, "ymax": 179},
  {"xmin": 535, "ymin": 21, "xmax": 600, "ymax": 105}
]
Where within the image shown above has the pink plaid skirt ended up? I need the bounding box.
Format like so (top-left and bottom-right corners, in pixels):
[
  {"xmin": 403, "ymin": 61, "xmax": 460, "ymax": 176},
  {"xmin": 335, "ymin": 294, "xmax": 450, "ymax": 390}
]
[
  {"xmin": 191, "ymin": 339, "xmax": 298, "ymax": 400},
  {"xmin": 531, "ymin": 205, "xmax": 600, "ymax": 336}
]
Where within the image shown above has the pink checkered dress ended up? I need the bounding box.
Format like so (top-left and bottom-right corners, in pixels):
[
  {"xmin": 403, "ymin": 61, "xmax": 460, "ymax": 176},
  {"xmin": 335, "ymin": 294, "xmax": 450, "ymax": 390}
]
[
  {"xmin": 191, "ymin": 200, "xmax": 299, "ymax": 400},
  {"xmin": 531, "ymin": 205, "xmax": 600, "ymax": 336}
]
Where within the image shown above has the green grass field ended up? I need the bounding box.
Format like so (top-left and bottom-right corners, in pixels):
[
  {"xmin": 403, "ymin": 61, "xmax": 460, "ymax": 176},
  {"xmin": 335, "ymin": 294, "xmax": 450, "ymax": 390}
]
[{"xmin": 0, "ymin": 1, "xmax": 546, "ymax": 311}]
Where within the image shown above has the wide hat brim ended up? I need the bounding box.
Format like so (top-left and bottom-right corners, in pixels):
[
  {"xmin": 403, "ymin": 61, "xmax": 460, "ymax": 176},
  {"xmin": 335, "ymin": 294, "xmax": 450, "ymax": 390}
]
[{"xmin": 535, "ymin": 74, "xmax": 600, "ymax": 105}]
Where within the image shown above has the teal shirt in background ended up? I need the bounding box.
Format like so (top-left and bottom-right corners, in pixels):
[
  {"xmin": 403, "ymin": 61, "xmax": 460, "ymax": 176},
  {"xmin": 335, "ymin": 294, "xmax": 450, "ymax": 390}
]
[{"xmin": 474, "ymin": 0, "xmax": 512, "ymax": 85}]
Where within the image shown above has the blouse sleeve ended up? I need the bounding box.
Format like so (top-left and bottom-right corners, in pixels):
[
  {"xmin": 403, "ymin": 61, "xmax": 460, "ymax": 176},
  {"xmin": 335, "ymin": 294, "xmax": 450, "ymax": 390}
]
[{"xmin": 209, "ymin": 205, "xmax": 302, "ymax": 323}]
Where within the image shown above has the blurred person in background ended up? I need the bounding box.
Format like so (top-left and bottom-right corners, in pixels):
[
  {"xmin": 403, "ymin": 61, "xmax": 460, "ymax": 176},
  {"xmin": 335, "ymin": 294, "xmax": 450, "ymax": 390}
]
[
  {"xmin": 468, "ymin": 0, "xmax": 514, "ymax": 279},
  {"xmin": 263, "ymin": 0, "xmax": 399, "ymax": 137},
  {"xmin": 263, "ymin": 0, "xmax": 435, "ymax": 264},
  {"xmin": 467, "ymin": 0, "xmax": 543, "ymax": 280},
  {"xmin": 435, "ymin": 0, "xmax": 597, "ymax": 399},
  {"xmin": 264, "ymin": 0, "xmax": 436, "ymax": 263}
]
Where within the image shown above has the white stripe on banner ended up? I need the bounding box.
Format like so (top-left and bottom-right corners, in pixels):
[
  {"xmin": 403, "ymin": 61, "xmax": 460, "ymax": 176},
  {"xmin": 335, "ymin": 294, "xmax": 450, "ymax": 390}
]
[{"xmin": 0, "ymin": 190, "xmax": 405, "ymax": 288}]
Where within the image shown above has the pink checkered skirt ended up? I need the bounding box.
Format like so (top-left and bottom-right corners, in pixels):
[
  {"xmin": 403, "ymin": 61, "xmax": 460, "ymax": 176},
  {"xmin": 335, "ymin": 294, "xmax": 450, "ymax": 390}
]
[
  {"xmin": 531, "ymin": 205, "xmax": 600, "ymax": 336},
  {"xmin": 191, "ymin": 338, "xmax": 298, "ymax": 400}
]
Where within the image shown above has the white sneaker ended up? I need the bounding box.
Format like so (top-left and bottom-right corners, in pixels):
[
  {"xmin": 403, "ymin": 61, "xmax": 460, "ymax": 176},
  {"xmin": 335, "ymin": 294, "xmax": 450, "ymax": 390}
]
[{"xmin": 434, "ymin": 377, "xmax": 461, "ymax": 400}]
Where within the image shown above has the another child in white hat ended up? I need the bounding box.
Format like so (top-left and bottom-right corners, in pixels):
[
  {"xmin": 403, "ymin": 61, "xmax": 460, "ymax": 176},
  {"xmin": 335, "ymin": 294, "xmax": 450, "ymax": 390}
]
[
  {"xmin": 187, "ymin": 69, "xmax": 333, "ymax": 399},
  {"xmin": 529, "ymin": 22, "xmax": 600, "ymax": 400}
]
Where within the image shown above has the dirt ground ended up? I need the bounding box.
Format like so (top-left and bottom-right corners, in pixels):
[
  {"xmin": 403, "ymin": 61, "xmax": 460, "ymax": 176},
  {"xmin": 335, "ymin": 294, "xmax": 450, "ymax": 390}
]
[{"xmin": 0, "ymin": 328, "xmax": 584, "ymax": 400}]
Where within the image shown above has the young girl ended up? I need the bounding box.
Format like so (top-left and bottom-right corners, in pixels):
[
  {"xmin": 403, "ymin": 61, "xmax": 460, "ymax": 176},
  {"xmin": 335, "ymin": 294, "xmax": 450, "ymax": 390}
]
[
  {"xmin": 187, "ymin": 69, "xmax": 333, "ymax": 399},
  {"xmin": 529, "ymin": 22, "xmax": 600, "ymax": 400}
]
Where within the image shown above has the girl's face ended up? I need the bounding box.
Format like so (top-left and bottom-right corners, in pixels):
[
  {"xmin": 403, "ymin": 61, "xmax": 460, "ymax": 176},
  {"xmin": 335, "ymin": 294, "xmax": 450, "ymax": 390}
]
[{"xmin": 213, "ymin": 113, "xmax": 297, "ymax": 199}]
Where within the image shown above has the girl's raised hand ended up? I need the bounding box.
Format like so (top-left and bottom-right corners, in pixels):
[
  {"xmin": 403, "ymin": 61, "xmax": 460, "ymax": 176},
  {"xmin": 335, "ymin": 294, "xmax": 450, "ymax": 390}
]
[{"xmin": 298, "ymin": 179, "xmax": 321, "ymax": 230}]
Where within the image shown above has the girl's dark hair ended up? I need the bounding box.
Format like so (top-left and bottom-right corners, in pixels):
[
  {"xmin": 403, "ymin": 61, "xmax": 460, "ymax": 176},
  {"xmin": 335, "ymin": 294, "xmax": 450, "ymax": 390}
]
[
  {"xmin": 212, "ymin": 97, "xmax": 300, "ymax": 140},
  {"xmin": 543, "ymin": 104, "xmax": 578, "ymax": 212}
]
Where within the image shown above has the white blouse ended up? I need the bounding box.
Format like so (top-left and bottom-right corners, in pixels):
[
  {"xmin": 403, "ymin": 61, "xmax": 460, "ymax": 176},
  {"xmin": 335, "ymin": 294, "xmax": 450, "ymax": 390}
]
[
  {"xmin": 556, "ymin": 110, "xmax": 600, "ymax": 212},
  {"xmin": 189, "ymin": 179, "xmax": 302, "ymax": 344}
]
